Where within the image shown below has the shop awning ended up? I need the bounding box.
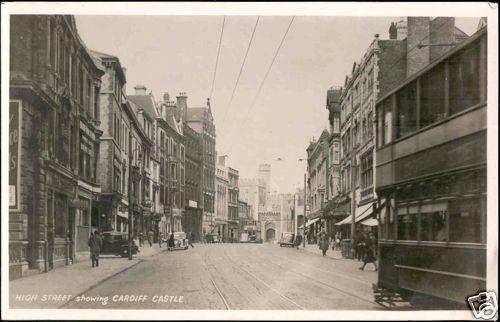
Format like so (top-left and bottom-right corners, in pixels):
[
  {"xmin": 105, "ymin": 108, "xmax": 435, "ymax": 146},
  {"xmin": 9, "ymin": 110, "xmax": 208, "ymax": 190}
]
[
  {"xmin": 361, "ymin": 218, "xmax": 378, "ymax": 226},
  {"xmin": 335, "ymin": 203, "xmax": 373, "ymax": 225},
  {"xmin": 305, "ymin": 217, "xmax": 320, "ymax": 227},
  {"xmin": 117, "ymin": 211, "xmax": 129, "ymax": 219}
]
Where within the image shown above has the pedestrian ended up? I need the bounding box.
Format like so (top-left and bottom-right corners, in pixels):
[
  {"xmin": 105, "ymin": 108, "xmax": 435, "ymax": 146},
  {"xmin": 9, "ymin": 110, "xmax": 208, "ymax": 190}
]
[
  {"xmin": 318, "ymin": 231, "xmax": 330, "ymax": 256},
  {"xmin": 168, "ymin": 233, "xmax": 175, "ymax": 251},
  {"xmin": 158, "ymin": 231, "xmax": 164, "ymax": 248},
  {"xmin": 88, "ymin": 231, "xmax": 103, "ymax": 268},
  {"xmin": 138, "ymin": 231, "xmax": 144, "ymax": 247},
  {"xmin": 335, "ymin": 232, "xmax": 342, "ymax": 251},
  {"xmin": 295, "ymin": 233, "xmax": 303, "ymax": 249},
  {"xmin": 360, "ymin": 232, "xmax": 378, "ymax": 271},
  {"xmin": 188, "ymin": 231, "xmax": 195, "ymax": 248},
  {"xmin": 147, "ymin": 229, "xmax": 154, "ymax": 247}
]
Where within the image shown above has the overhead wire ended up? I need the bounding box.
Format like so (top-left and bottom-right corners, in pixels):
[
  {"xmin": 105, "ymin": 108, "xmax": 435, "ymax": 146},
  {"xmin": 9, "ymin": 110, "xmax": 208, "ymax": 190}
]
[
  {"xmin": 222, "ymin": 16, "xmax": 260, "ymax": 123},
  {"xmin": 209, "ymin": 16, "xmax": 226, "ymax": 101}
]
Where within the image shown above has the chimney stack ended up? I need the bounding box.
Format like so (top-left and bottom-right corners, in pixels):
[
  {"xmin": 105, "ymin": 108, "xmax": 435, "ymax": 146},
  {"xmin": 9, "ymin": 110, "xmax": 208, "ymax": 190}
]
[
  {"xmin": 389, "ymin": 22, "xmax": 397, "ymax": 40},
  {"xmin": 134, "ymin": 85, "xmax": 147, "ymax": 96},
  {"xmin": 176, "ymin": 92, "xmax": 188, "ymax": 123},
  {"xmin": 406, "ymin": 17, "xmax": 430, "ymax": 77},
  {"xmin": 396, "ymin": 18, "xmax": 408, "ymax": 40}
]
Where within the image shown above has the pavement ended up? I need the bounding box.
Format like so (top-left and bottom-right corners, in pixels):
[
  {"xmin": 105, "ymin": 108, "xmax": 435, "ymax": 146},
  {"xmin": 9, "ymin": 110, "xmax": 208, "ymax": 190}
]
[{"xmin": 9, "ymin": 242, "xmax": 166, "ymax": 308}]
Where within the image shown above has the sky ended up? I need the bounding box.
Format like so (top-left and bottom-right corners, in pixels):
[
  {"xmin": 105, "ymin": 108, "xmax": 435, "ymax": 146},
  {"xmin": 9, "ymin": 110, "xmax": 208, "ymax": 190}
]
[{"xmin": 75, "ymin": 15, "xmax": 480, "ymax": 194}]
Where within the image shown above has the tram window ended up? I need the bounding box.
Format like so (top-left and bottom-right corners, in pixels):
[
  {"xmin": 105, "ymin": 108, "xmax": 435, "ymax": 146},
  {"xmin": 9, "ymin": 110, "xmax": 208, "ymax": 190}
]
[
  {"xmin": 420, "ymin": 63, "xmax": 446, "ymax": 128},
  {"xmin": 449, "ymin": 44, "xmax": 481, "ymax": 115},
  {"xmin": 396, "ymin": 82, "xmax": 417, "ymax": 139},
  {"xmin": 449, "ymin": 198, "xmax": 482, "ymax": 243},
  {"xmin": 421, "ymin": 211, "xmax": 447, "ymax": 241},
  {"xmin": 397, "ymin": 206, "xmax": 418, "ymax": 240}
]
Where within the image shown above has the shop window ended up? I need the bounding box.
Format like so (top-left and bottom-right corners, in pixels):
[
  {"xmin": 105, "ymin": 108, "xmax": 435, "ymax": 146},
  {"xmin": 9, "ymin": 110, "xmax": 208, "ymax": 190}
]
[
  {"xmin": 420, "ymin": 202, "xmax": 447, "ymax": 241},
  {"xmin": 449, "ymin": 198, "xmax": 482, "ymax": 243},
  {"xmin": 396, "ymin": 82, "xmax": 417, "ymax": 138},
  {"xmin": 397, "ymin": 205, "xmax": 418, "ymax": 240},
  {"xmin": 420, "ymin": 64, "xmax": 446, "ymax": 128},
  {"xmin": 449, "ymin": 44, "xmax": 481, "ymax": 115}
]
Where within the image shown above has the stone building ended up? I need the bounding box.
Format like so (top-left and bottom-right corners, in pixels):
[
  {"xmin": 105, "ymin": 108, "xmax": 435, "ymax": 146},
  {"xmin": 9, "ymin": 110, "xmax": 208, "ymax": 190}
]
[
  {"xmin": 128, "ymin": 86, "xmax": 159, "ymax": 236},
  {"xmin": 186, "ymin": 99, "xmax": 216, "ymax": 236},
  {"xmin": 239, "ymin": 178, "xmax": 266, "ymax": 221},
  {"xmin": 215, "ymin": 155, "xmax": 229, "ymax": 240},
  {"xmin": 156, "ymin": 92, "xmax": 185, "ymax": 234},
  {"xmin": 183, "ymin": 114, "xmax": 203, "ymax": 241},
  {"xmin": 227, "ymin": 167, "xmax": 240, "ymax": 242},
  {"xmin": 9, "ymin": 15, "xmax": 104, "ymax": 278},
  {"xmin": 335, "ymin": 17, "xmax": 469, "ymax": 243}
]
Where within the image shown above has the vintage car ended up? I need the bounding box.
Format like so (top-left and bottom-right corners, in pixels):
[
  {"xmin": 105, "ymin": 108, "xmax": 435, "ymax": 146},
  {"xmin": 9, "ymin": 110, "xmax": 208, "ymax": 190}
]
[
  {"xmin": 248, "ymin": 234, "xmax": 262, "ymax": 243},
  {"xmin": 101, "ymin": 231, "xmax": 139, "ymax": 257},
  {"xmin": 206, "ymin": 233, "xmax": 222, "ymax": 244},
  {"xmin": 279, "ymin": 232, "xmax": 295, "ymax": 247},
  {"xmin": 169, "ymin": 232, "xmax": 189, "ymax": 250}
]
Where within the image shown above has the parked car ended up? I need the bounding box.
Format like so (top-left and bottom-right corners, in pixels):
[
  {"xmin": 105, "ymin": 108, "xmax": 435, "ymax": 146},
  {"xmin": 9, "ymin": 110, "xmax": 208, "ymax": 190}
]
[
  {"xmin": 207, "ymin": 233, "xmax": 222, "ymax": 243},
  {"xmin": 170, "ymin": 232, "xmax": 189, "ymax": 250},
  {"xmin": 101, "ymin": 231, "xmax": 139, "ymax": 257},
  {"xmin": 279, "ymin": 232, "xmax": 295, "ymax": 247},
  {"xmin": 240, "ymin": 233, "xmax": 249, "ymax": 243},
  {"xmin": 248, "ymin": 234, "xmax": 262, "ymax": 243}
]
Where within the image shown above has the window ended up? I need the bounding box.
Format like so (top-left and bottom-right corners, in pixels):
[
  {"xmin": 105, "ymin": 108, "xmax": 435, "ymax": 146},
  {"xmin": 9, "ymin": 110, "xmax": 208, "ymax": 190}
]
[
  {"xmin": 449, "ymin": 198, "xmax": 483, "ymax": 243},
  {"xmin": 367, "ymin": 69, "xmax": 374, "ymax": 94},
  {"xmin": 54, "ymin": 193, "xmax": 67, "ymax": 238},
  {"xmin": 449, "ymin": 44, "xmax": 481, "ymax": 115},
  {"xmin": 378, "ymin": 98, "xmax": 392, "ymax": 146},
  {"xmin": 397, "ymin": 205, "xmax": 418, "ymax": 240},
  {"xmin": 420, "ymin": 64, "xmax": 446, "ymax": 128},
  {"xmin": 87, "ymin": 78, "xmax": 92, "ymax": 115},
  {"xmin": 93, "ymin": 86, "xmax": 99, "ymax": 120},
  {"xmin": 396, "ymin": 82, "xmax": 417, "ymax": 138},
  {"xmin": 79, "ymin": 68, "xmax": 84, "ymax": 105},
  {"xmin": 360, "ymin": 151, "xmax": 373, "ymax": 190},
  {"xmin": 420, "ymin": 202, "xmax": 447, "ymax": 241},
  {"xmin": 333, "ymin": 143, "xmax": 340, "ymax": 163},
  {"xmin": 49, "ymin": 21, "xmax": 56, "ymax": 68}
]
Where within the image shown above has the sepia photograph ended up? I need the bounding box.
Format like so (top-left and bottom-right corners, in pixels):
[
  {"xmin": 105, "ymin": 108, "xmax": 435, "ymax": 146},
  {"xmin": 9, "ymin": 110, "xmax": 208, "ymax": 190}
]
[{"xmin": 1, "ymin": 2, "xmax": 498, "ymax": 321}]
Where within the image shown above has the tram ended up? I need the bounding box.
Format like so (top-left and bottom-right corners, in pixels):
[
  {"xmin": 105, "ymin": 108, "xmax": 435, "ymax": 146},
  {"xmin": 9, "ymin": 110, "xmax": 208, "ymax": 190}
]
[{"xmin": 374, "ymin": 27, "xmax": 487, "ymax": 305}]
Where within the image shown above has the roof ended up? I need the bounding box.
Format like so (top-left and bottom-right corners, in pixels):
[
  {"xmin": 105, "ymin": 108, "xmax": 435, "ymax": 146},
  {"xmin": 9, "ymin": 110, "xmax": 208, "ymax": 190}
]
[
  {"xmin": 187, "ymin": 107, "xmax": 206, "ymax": 121},
  {"xmin": 128, "ymin": 94, "xmax": 159, "ymax": 120},
  {"xmin": 90, "ymin": 50, "xmax": 125, "ymax": 83}
]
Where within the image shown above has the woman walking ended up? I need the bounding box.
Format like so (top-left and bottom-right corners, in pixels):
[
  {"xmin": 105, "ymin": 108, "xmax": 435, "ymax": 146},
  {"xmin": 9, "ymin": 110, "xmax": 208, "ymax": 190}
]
[{"xmin": 318, "ymin": 231, "xmax": 330, "ymax": 257}]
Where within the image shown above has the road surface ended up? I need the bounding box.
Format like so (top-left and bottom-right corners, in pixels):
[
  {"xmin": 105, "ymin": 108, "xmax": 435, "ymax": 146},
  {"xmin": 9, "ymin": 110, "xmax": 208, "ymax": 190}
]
[{"xmin": 63, "ymin": 243, "xmax": 385, "ymax": 310}]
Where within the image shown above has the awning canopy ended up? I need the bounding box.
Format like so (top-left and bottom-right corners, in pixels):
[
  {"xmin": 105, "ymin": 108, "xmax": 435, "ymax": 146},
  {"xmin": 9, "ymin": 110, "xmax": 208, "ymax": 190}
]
[
  {"xmin": 323, "ymin": 198, "xmax": 351, "ymax": 217},
  {"xmin": 335, "ymin": 203, "xmax": 374, "ymax": 226},
  {"xmin": 361, "ymin": 218, "xmax": 378, "ymax": 226},
  {"xmin": 117, "ymin": 211, "xmax": 128, "ymax": 219},
  {"xmin": 305, "ymin": 217, "xmax": 320, "ymax": 227}
]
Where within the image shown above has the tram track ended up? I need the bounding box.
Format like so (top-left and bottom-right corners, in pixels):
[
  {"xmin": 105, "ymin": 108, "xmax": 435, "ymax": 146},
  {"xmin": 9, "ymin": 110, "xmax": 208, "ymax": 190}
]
[{"xmin": 227, "ymin": 244, "xmax": 385, "ymax": 309}]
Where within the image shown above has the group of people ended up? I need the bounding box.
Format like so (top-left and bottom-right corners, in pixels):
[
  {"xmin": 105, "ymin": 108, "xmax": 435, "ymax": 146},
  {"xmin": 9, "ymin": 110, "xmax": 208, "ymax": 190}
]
[
  {"xmin": 312, "ymin": 229, "xmax": 377, "ymax": 271},
  {"xmin": 87, "ymin": 229, "xmax": 197, "ymax": 268}
]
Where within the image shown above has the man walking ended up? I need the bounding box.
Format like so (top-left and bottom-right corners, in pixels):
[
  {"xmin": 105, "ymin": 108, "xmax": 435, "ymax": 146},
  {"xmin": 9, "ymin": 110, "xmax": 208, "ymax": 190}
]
[
  {"xmin": 147, "ymin": 229, "xmax": 154, "ymax": 247},
  {"xmin": 318, "ymin": 230, "xmax": 330, "ymax": 257},
  {"xmin": 88, "ymin": 231, "xmax": 103, "ymax": 268},
  {"xmin": 360, "ymin": 232, "xmax": 378, "ymax": 271},
  {"xmin": 294, "ymin": 233, "xmax": 303, "ymax": 250},
  {"xmin": 158, "ymin": 231, "xmax": 164, "ymax": 248},
  {"xmin": 188, "ymin": 231, "xmax": 195, "ymax": 248}
]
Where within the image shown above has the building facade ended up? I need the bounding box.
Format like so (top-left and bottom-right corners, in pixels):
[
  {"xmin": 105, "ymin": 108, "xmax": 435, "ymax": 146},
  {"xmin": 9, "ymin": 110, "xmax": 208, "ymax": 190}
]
[
  {"xmin": 227, "ymin": 167, "xmax": 240, "ymax": 242},
  {"xmin": 239, "ymin": 178, "xmax": 266, "ymax": 221},
  {"xmin": 156, "ymin": 92, "xmax": 185, "ymax": 235},
  {"xmin": 183, "ymin": 121, "xmax": 203, "ymax": 241},
  {"xmin": 215, "ymin": 155, "xmax": 229, "ymax": 240},
  {"xmin": 186, "ymin": 99, "xmax": 216, "ymax": 236},
  {"xmin": 128, "ymin": 86, "xmax": 159, "ymax": 236},
  {"xmin": 9, "ymin": 15, "xmax": 104, "ymax": 278},
  {"xmin": 306, "ymin": 130, "xmax": 329, "ymax": 242},
  {"xmin": 335, "ymin": 17, "xmax": 469, "ymax": 243}
]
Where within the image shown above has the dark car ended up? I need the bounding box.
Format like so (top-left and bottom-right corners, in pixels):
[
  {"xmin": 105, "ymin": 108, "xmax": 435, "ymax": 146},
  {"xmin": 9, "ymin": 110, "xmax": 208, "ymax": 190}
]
[
  {"xmin": 279, "ymin": 232, "xmax": 295, "ymax": 247},
  {"xmin": 206, "ymin": 233, "xmax": 222, "ymax": 244},
  {"xmin": 101, "ymin": 231, "xmax": 139, "ymax": 257}
]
